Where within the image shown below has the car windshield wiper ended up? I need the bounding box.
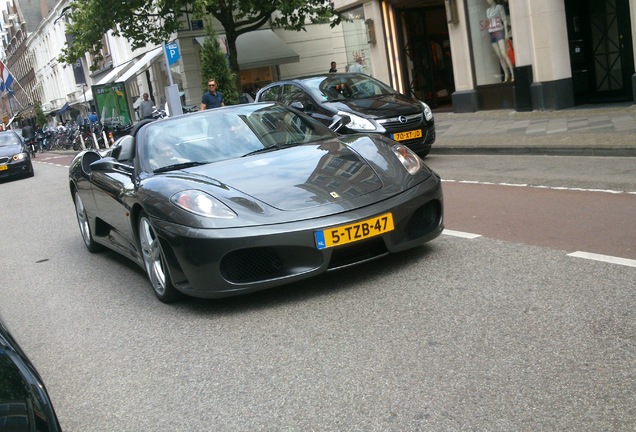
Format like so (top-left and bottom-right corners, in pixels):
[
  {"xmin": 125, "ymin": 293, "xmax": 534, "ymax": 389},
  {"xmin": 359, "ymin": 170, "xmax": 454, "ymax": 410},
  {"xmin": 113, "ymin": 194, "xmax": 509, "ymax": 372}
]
[
  {"xmin": 241, "ymin": 143, "xmax": 297, "ymax": 157},
  {"xmin": 153, "ymin": 161, "xmax": 208, "ymax": 173}
]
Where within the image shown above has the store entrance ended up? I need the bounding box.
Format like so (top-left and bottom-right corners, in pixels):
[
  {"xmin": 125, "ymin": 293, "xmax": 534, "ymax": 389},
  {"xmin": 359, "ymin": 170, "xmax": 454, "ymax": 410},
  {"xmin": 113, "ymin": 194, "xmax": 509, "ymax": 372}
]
[
  {"xmin": 394, "ymin": 5, "xmax": 454, "ymax": 109},
  {"xmin": 566, "ymin": 0, "xmax": 634, "ymax": 103}
]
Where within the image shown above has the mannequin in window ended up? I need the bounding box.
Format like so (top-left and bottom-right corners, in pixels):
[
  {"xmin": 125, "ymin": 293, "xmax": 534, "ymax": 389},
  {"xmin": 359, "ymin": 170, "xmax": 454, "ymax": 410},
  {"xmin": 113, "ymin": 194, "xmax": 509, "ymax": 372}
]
[{"xmin": 486, "ymin": 0, "xmax": 514, "ymax": 82}]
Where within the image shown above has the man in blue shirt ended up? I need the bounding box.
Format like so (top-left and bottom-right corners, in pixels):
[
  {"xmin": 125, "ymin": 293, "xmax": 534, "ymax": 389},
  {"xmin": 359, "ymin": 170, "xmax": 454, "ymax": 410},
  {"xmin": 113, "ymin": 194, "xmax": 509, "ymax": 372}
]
[{"xmin": 200, "ymin": 78, "xmax": 224, "ymax": 110}]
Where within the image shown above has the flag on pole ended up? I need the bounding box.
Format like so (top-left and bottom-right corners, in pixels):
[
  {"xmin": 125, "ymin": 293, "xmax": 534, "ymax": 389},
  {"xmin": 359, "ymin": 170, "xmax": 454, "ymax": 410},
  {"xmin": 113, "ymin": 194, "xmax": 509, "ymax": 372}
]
[{"xmin": 0, "ymin": 60, "xmax": 15, "ymax": 93}]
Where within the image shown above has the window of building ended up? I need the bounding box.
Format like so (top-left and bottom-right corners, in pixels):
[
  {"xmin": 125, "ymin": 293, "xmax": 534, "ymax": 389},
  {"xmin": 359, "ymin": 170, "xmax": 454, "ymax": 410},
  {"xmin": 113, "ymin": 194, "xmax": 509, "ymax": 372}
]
[
  {"xmin": 342, "ymin": 6, "xmax": 373, "ymax": 76},
  {"xmin": 467, "ymin": 0, "xmax": 514, "ymax": 85}
]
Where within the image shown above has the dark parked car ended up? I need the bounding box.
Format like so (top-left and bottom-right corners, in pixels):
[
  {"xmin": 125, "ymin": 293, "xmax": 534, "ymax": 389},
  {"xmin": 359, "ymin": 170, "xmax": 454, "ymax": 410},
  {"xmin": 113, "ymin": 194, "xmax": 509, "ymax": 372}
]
[
  {"xmin": 0, "ymin": 317, "xmax": 62, "ymax": 431},
  {"xmin": 255, "ymin": 73, "xmax": 436, "ymax": 157},
  {"xmin": 69, "ymin": 103, "xmax": 443, "ymax": 303},
  {"xmin": 0, "ymin": 130, "xmax": 34, "ymax": 181}
]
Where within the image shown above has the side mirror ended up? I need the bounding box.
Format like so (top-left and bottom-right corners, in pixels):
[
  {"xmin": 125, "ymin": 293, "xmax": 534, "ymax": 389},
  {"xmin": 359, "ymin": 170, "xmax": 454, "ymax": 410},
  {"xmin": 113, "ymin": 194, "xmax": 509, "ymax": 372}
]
[
  {"xmin": 91, "ymin": 157, "xmax": 134, "ymax": 176},
  {"xmin": 329, "ymin": 114, "xmax": 350, "ymax": 133},
  {"xmin": 81, "ymin": 151, "xmax": 102, "ymax": 175},
  {"xmin": 290, "ymin": 101, "xmax": 305, "ymax": 111}
]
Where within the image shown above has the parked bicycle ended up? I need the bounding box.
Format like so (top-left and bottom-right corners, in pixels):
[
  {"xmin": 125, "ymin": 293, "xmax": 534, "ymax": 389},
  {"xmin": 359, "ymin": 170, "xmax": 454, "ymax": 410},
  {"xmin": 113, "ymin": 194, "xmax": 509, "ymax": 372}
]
[{"xmin": 50, "ymin": 124, "xmax": 75, "ymax": 150}]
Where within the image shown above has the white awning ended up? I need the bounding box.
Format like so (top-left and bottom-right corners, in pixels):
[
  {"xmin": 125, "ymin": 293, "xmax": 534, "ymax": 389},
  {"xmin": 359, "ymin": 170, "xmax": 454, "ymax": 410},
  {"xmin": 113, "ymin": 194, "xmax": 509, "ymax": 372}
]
[
  {"xmin": 195, "ymin": 29, "xmax": 299, "ymax": 69},
  {"xmin": 72, "ymin": 90, "xmax": 93, "ymax": 104},
  {"xmin": 116, "ymin": 47, "xmax": 163, "ymax": 83},
  {"xmin": 94, "ymin": 62, "xmax": 132, "ymax": 86}
]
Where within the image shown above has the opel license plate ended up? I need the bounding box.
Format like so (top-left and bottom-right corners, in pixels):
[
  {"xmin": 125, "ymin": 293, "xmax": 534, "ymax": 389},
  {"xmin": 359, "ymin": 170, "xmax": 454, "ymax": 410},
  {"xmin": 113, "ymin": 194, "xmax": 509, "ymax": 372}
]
[{"xmin": 392, "ymin": 129, "xmax": 422, "ymax": 141}]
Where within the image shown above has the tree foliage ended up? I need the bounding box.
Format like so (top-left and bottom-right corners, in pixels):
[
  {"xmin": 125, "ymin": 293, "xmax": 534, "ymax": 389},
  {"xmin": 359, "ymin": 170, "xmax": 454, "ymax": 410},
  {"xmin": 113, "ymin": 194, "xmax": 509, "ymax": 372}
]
[
  {"xmin": 200, "ymin": 20, "xmax": 239, "ymax": 105},
  {"xmin": 33, "ymin": 100, "xmax": 48, "ymax": 127},
  {"xmin": 60, "ymin": 0, "xmax": 343, "ymax": 90}
]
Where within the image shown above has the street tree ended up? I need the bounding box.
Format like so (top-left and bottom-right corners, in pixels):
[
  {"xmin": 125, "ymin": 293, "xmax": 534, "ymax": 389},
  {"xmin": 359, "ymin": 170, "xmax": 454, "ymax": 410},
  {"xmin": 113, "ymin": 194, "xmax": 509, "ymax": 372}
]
[
  {"xmin": 200, "ymin": 20, "xmax": 239, "ymax": 105},
  {"xmin": 34, "ymin": 101, "xmax": 48, "ymax": 128},
  {"xmin": 59, "ymin": 0, "xmax": 343, "ymax": 92}
]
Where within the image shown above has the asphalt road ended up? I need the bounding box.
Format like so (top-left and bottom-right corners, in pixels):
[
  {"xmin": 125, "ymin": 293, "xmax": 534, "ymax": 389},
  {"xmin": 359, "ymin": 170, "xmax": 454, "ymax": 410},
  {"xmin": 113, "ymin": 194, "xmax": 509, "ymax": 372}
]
[{"xmin": 1, "ymin": 157, "xmax": 635, "ymax": 431}]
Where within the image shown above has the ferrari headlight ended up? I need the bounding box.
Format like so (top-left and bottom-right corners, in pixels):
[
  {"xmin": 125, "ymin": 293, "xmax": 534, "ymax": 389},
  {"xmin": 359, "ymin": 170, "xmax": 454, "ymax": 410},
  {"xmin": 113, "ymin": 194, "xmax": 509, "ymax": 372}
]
[
  {"xmin": 171, "ymin": 190, "xmax": 236, "ymax": 218},
  {"xmin": 420, "ymin": 101, "xmax": 433, "ymax": 121},
  {"xmin": 392, "ymin": 144, "xmax": 422, "ymax": 175},
  {"xmin": 338, "ymin": 111, "xmax": 376, "ymax": 131},
  {"xmin": 12, "ymin": 152, "xmax": 27, "ymax": 161}
]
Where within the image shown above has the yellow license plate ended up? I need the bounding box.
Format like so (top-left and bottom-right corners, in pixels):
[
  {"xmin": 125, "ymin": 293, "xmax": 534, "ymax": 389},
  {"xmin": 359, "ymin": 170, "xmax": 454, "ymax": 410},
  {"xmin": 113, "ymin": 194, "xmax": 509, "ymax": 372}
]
[
  {"xmin": 0, "ymin": 165, "xmax": 7, "ymax": 171},
  {"xmin": 315, "ymin": 213, "xmax": 394, "ymax": 250},
  {"xmin": 392, "ymin": 129, "xmax": 422, "ymax": 141}
]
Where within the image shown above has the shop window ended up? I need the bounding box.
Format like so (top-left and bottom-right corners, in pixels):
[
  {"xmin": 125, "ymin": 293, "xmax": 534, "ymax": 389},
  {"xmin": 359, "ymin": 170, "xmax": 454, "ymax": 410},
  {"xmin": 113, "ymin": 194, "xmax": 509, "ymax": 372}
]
[
  {"xmin": 342, "ymin": 6, "xmax": 373, "ymax": 76},
  {"xmin": 467, "ymin": 0, "xmax": 515, "ymax": 85},
  {"xmin": 240, "ymin": 67, "xmax": 273, "ymax": 98}
]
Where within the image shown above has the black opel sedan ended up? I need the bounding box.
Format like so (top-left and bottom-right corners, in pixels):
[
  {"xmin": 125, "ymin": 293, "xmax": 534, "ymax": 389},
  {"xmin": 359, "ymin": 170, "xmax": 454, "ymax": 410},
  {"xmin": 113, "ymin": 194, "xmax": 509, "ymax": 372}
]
[
  {"xmin": 255, "ymin": 73, "xmax": 435, "ymax": 157},
  {"xmin": 0, "ymin": 130, "xmax": 34, "ymax": 181}
]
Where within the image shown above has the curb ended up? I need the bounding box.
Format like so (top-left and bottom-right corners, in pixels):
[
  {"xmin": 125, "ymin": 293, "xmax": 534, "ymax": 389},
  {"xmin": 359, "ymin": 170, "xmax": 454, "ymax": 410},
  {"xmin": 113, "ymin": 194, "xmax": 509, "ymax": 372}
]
[{"xmin": 430, "ymin": 146, "xmax": 636, "ymax": 157}]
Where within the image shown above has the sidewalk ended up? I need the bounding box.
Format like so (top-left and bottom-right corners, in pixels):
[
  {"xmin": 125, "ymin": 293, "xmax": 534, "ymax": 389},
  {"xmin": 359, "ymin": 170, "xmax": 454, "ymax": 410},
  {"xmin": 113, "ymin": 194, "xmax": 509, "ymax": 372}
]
[{"xmin": 431, "ymin": 103, "xmax": 636, "ymax": 156}]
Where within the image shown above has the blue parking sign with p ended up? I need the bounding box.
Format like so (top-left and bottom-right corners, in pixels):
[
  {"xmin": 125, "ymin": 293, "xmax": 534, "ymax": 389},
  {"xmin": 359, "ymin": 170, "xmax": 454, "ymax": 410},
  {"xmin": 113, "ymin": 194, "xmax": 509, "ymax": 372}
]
[{"xmin": 166, "ymin": 43, "xmax": 180, "ymax": 66}]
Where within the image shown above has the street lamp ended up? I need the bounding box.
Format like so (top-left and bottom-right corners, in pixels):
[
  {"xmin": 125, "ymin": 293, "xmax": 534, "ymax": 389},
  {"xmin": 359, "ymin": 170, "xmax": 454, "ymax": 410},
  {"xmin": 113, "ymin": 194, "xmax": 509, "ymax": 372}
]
[{"xmin": 77, "ymin": 83, "xmax": 88, "ymax": 113}]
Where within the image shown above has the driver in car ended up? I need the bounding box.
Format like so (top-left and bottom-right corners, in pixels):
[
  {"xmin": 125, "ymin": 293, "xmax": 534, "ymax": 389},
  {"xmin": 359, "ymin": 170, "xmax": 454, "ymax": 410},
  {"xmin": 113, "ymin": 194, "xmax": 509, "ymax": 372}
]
[{"xmin": 149, "ymin": 141, "xmax": 189, "ymax": 170}]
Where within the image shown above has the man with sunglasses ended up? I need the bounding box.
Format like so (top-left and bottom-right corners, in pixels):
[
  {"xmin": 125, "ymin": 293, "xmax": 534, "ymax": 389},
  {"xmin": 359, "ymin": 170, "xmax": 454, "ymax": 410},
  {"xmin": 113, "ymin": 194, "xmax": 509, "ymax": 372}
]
[{"xmin": 200, "ymin": 79, "xmax": 225, "ymax": 110}]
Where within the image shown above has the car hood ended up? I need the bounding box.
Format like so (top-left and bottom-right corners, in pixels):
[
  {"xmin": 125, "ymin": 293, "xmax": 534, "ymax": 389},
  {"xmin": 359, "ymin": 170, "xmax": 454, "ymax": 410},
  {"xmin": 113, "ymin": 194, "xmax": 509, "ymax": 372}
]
[
  {"xmin": 187, "ymin": 140, "xmax": 383, "ymax": 211},
  {"xmin": 0, "ymin": 144, "xmax": 23, "ymax": 158},
  {"xmin": 324, "ymin": 93, "xmax": 422, "ymax": 119},
  {"xmin": 139, "ymin": 135, "xmax": 431, "ymax": 228}
]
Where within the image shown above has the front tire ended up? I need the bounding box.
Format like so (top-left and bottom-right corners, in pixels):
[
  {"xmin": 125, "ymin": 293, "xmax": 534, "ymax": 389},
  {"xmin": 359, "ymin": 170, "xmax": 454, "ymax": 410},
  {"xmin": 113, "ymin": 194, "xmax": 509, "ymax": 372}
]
[
  {"xmin": 138, "ymin": 212, "xmax": 182, "ymax": 303},
  {"xmin": 74, "ymin": 191, "xmax": 102, "ymax": 252}
]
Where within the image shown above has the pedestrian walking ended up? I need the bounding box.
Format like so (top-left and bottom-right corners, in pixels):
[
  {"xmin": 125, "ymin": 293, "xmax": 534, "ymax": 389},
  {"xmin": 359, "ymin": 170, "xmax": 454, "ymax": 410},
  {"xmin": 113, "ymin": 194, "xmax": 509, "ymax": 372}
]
[{"xmin": 139, "ymin": 93, "xmax": 155, "ymax": 119}]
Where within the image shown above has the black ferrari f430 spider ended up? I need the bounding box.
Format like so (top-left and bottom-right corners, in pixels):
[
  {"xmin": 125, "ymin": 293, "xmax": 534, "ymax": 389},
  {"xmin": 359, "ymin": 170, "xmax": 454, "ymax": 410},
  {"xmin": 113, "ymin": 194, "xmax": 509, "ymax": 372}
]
[{"xmin": 69, "ymin": 103, "xmax": 443, "ymax": 303}]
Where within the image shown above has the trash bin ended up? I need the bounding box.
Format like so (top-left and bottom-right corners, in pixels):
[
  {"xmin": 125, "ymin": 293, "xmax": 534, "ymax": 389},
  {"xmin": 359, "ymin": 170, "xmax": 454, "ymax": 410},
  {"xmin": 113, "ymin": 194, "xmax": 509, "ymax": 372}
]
[{"xmin": 513, "ymin": 65, "xmax": 533, "ymax": 112}]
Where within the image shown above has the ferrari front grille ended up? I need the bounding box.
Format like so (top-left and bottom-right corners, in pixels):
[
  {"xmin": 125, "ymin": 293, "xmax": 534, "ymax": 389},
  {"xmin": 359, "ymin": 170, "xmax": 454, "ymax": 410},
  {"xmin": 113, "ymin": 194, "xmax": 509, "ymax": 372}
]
[
  {"xmin": 406, "ymin": 200, "xmax": 442, "ymax": 239},
  {"xmin": 328, "ymin": 238, "xmax": 388, "ymax": 269},
  {"xmin": 221, "ymin": 247, "xmax": 284, "ymax": 283},
  {"xmin": 220, "ymin": 246, "xmax": 323, "ymax": 284}
]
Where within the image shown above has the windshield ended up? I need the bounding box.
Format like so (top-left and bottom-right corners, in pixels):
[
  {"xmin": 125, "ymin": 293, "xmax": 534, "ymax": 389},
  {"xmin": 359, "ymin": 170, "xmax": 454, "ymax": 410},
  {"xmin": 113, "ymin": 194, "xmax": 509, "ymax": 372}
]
[
  {"xmin": 138, "ymin": 104, "xmax": 336, "ymax": 172},
  {"xmin": 303, "ymin": 74, "xmax": 399, "ymax": 102},
  {"xmin": 0, "ymin": 132, "xmax": 21, "ymax": 147}
]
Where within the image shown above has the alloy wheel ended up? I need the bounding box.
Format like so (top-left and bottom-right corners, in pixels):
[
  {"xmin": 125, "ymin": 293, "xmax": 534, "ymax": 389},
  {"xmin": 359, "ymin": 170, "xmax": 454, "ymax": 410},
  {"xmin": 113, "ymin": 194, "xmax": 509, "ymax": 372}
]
[{"xmin": 139, "ymin": 216, "xmax": 167, "ymax": 296}]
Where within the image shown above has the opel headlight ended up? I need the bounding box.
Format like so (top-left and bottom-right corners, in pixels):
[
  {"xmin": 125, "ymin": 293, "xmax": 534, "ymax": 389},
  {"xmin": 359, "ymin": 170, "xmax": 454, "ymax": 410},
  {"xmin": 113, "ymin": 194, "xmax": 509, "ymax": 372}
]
[
  {"xmin": 171, "ymin": 190, "xmax": 236, "ymax": 218},
  {"xmin": 392, "ymin": 144, "xmax": 422, "ymax": 175},
  {"xmin": 420, "ymin": 102, "xmax": 433, "ymax": 121},
  {"xmin": 12, "ymin": 152, "xmax": 27, "ymax": 161},
  {"xmin": 338, "ymin": 111, "xmax": 376, "ymax": 131}
]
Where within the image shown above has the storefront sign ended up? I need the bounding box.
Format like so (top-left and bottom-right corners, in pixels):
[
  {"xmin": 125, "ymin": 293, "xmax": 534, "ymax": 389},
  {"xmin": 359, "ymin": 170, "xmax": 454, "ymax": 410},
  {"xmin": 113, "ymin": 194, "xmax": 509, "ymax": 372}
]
[{"xmin": 92, "ymin": 83, "xmax": 132, "ymax": 127}]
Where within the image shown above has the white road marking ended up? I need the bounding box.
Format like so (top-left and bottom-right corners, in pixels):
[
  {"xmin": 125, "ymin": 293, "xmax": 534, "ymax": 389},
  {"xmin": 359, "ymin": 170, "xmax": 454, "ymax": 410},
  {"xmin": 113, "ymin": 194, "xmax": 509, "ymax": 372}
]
[
  {"xmin": 34, "ymin": 161, "xmax": 70, "ymax": 168},
  {"xmin": 567, "ymin": 251, "xmax": 636, "ymax": 268},
  {"xmin": 443, "ymin": 230, "xmax": 635, "ymax": 267},
  {"xmin": 442, "ymin": 229, "xmax": 482, "ymax": 239},
  {"xmin": 36, "ymin": 162, "xmax": 69, "ymax": 168},
  {"xmin": 441, "ymin": 179, "xmax": 635, "ymax": 195}
]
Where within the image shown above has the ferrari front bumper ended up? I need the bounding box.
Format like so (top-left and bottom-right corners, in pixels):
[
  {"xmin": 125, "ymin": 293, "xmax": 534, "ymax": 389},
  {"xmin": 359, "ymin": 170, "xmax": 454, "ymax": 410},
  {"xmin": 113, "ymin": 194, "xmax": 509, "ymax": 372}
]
[{"xmin": 152, "ymin": 175, "xmax": 444, "ymax": 298}]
